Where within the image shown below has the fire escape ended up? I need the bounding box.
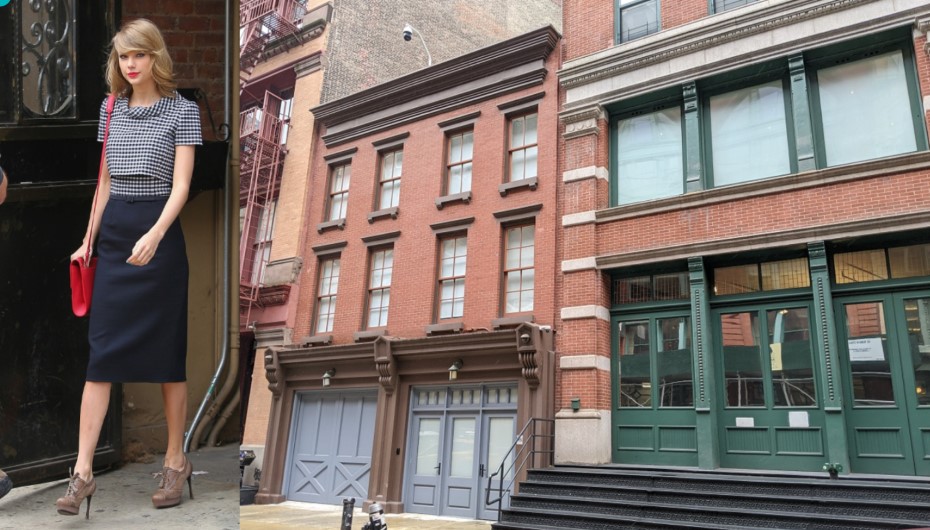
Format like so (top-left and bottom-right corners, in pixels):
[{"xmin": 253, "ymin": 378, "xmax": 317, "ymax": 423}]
[{"xmin": 240, "ymin": 0, "xmax": 305, "ymax": 327}]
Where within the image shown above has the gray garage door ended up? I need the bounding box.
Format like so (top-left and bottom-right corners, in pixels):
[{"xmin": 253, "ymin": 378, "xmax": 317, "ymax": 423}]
[{"xmin": 285, "ymin": 390, "xmax": 378, "ymax": 504}]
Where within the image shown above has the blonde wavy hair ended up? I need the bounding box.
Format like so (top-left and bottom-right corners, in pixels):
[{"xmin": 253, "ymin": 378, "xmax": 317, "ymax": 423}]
[{"xmin": 105, "ymin": 18, "xmax": 177, "ymax": 98}]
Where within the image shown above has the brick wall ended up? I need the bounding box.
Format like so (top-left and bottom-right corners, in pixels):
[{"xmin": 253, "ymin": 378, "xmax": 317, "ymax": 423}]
[
  {"xmin": 124, "ymin": 0, "xmax": 227, "ymax": 140},
  {"xmin": 321, "ymin": 0, "xmax": 562, "ymax": 103},
  {"xmin": 293, "ymin": 51, "xmax": 561, "ymax": 343},
  {"xmin": 562, "ymin": 0, "xmax": 614, "ymax": 62}
]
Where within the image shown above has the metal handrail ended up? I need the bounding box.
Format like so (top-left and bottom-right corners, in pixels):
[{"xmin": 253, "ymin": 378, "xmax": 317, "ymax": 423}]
[{"xmin": 485, "ymin": 417, "xmax": 555, "ymax": 520}]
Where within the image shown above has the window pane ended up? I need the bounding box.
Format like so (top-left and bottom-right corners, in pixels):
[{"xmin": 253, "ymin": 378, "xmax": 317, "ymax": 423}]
[
  {"xmin": 525, "ymin": 114, "xmax": 538, "ymax": 145},
  {"xmin": 761, "ymin": 258, "xmax": 810, "ymax": 291},
  {"xmin": 524, "ymin": 146, "xmax": 538, "ymax": 179},
  {"xmin": 658, "ymin": 317, "xmax": 693, "ymax": 407},
  {"xmin": 450, "ymin": 135, "xmax": 462, "ymax": 163},
  {"xmin": 394, "ymin": 151, "xmax": 403, "ymax": 176},
  {"xmin": 654, "ymin": 272, "xmax": 689, "ymax": 301},
  {"xmin": 714, "ymin": 0, "xmax": 761, "ymax": 12},
  {"xmin": 462, "ymin": 132, "xmax": 474, "ymax": 160},
  {"xmin": 768, "ymin": 308, "xmax": 816, "ymax": 407},
  {"xmin": 415, "ymin": 419, "xmax": 440, "ymax": 475},
  {"xmin": 904, "ymin": 298, "xmax": 930, "ymax": 406},
  {"xmin": 844, "ymin": 302, "xmax": 894, "ymax": 406},
  {"xmin": 440, "ymin": 299, "xmax": 453, "ymax": 319},
  {"xmin": 381, "ymin": 152, "xmax": 394, "ymax": 179},
  {"xmin": 617, "ymin": 107, "xmax": 683, "ymax": 204},
  {"xmin": 450, "ymin": 418, "xmax": 475, "ymax": 478},
  {"xmin": 505, "ymin": 291, "xmax": 521, "ymax": 313},
  {"xmin": 818, "ymin": 50, "xmax": 917, "ymax": 166},
  {"xmin": 461, "ymin": 162, "xmax": 472, "ymax": 192},
  {"xmin": 449, "ymin": 165, "xmax": 462, "ymax": 194},
  {"xmin": 511, "ymin": 117, "xmax": 525, "ymax": 147},
  {"xmin": 620, "ymin": 0, "xmax": 659, "ymax": 42},
  {"xmin": 510, "ymin": 150, "xmax": 525, "ymax": 182},
  {"xmin": 710, "ymin": 80, "xmax": 790, "ymax": 186},
  {"xmin": 722, "ymin": 312, "xmax": 764, "ymax": 406},
  {"xmin": 834, "ymin": 249, "xmax": 889, "ymax": 284},
  {"xmin": 715, "ymin": 264, "xmax": 759, "ymax": 295},
  {"xmin": 889, "ymin": 243, "xmax": 930, "ymax": 279},
  {"xmin": 619, "ymin": 320, "xmax": 652, "ymax": 407}
]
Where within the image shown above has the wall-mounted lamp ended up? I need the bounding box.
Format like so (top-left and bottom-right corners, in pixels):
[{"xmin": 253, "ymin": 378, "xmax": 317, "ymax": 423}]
[
  {"xmin": 402, "ymin": 23, "xmax": 433, "ymax": 67},
  {"xmin": 322, "ymin": 369, "xmax": 336, "ymax": 388},
  {"xmin": 520, "ymin": 333, "xmax": 531, "ymax": 345},
  {"xmin": 571, "ymin": 398, "xmax": 581, "ymax": 412},
  {"xmin": 448, "ymin": 359, "xmax": 463, "ymax": 381}
]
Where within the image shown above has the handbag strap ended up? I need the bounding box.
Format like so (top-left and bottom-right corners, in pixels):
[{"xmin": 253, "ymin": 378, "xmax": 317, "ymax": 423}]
[{"xmin": 85, "ymin": 94, "xmax": 116, "ymax": 266}]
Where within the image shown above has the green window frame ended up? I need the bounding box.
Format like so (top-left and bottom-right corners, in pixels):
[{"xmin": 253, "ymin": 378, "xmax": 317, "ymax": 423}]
[
  {"xmin": 616, "ymin": 313, "xmax": 695, "ymax": 409},
  {"xmin": 615, "ymin": 0, "xmax": 660, "ymax": 44}
]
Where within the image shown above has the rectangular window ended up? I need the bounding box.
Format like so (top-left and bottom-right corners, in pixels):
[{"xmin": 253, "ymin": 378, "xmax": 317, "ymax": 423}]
[
  {"xmin": 767, "ymin": 307, "xmax": 816, "ymax": 407},
  {"xmin": 834, "ymin": 243, "xmax": 930, "ymax": 284},
  {"xmin": 616, "ymin": 106, "xmax": 683, "ymax": 205},
  {"xmin": 614, "ymin": 272, "xmax": 690, "ymax": 305},
  {"xmin": 378, "ymin": 149, "xmax": 403, "ymax": 209},
  {"xmin": 327, "ymin": 163, "xmax": 351, "ymax": 221},
  {"xmin": 438, "ymin": 236, "xmax": 467, "ymax": 319},
  {"xmin": 504, "ymin": 225, "xmax": 535, "ymax": 313},
  {"xmin": 250, "ymin": 201, "xmax": 276, "ymax": 285},
  {"xmin": 279, "ymin": 96, "xmax": 294, "ymax": 145},
  {"xmin": 816, "ymin": 50, "xmax": 919, "ymax": 167},
  {"xmin": 657, "ymin": 317, "xmax": 693, "ymax": 407},
  {"xmin": 508, "ymin": 113, "xmax": 538, "ymax": 182},
  {"xmin": 315, "ymin": 258, "xmax": 340, "ymax": 333},
  {"xmin": 714, "ymin": 258, "xmax": 810, "ymax": 295},
  {"xmin": 618, "ymin": 0, "xmax": 660, "ymax": 43},
  {"xmin": 446, "ymin": 130, "xmax": 474, "ymax": 195},
  {"xmin": 618, "ymin": 320, "xmax": 651, "ymax": 407},
  {"xmin": 367, "ymin": 248, "xmax": 394, "ymax": 328},
  {"xmin": 708, "ymin": 79, "xmax": 791, "ymax": 186},
  {"xmin": 713, "ymin": 0, "xmax": 761, "ymax": 12}
]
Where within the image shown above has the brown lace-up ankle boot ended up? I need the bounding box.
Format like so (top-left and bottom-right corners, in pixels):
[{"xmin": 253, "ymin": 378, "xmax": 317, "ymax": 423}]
[
  {"xmin": 151, "ymin": 455, "xmax": 193, "ymax": 508},
  {"xmin": 56, "ymin": 470, "xmax": 96, "ymax": 519}
]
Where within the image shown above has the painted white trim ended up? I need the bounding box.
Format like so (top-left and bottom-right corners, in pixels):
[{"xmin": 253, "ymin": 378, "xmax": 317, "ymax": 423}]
[
  {"xmin": 562, "ymin": 257, "xmax": 597, "ymax": 272},
  {"xmin": 562, "ymin": 211, "xmax": 597, "ymax": 227},
  {"xmin": 561, "ymin": 305, "xmax": 610, "ymax": 322},
  {"xmin": 559, "ymin": 354, "xmax": 611, "ymax": 372},
  {"xmin": 563, "ymin": 166, "xmax": 608, "ymax": 183}
]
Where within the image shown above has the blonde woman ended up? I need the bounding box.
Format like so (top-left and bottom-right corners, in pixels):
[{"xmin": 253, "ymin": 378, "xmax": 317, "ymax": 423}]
[{"xmin": 59, "ymin": 18, "xmax": 201, "ymax": 518}]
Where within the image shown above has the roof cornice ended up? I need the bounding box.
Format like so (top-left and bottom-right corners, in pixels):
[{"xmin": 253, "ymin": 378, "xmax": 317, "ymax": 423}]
[{"xmin": 312, "ymin": 25, "xmax": 560, "ymax": 128}]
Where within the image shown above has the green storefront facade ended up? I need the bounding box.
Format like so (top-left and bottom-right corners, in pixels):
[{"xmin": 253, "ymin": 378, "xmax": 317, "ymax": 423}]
[{"xmin": 610, "ymin": 238, "xmax": 930, "ymax": 477}]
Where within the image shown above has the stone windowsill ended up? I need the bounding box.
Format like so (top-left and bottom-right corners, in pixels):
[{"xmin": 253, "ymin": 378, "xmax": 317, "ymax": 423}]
[
  {"xmin": 425, "ymin": 321, "xmax": 465, "ymax": 336},
  {"xmin": 317, "ymin": 218, "xmax": 345, "ymax": 233},
  {"xmin": 435, "ymin": 191, "xmax": 472, "ymax": 210},
  {"xmin": 354, "ymin": 329, "xmax": 386, "ymax": 342},
  {"xmin": 492, "ymin": 315, "xmax": 535, "ymax": 329},
  {"xmin": 499, "ymin": 177, "xmax": 538, "ymax": 197},
  {"xmin": 368, "ymin": 206, "xmax": 399, "ymax": 223},
  {"xmin": 300, "ymin": 334, "xmax": 333, "ymax": 347}
]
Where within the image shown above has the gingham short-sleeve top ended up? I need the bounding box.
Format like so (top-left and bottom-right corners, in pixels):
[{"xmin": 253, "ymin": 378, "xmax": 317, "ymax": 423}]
[{"xmin": 98, "ymin": 93, "xmax": 202, "ymax": 196}]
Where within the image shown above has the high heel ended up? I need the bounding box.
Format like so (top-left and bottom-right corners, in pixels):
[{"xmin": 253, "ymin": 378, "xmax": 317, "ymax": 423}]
[
  {"xmin": 152, "ymin": 455, "xmax": 193, "ymax": 508},
  {"xmin": 56, "ymin": 470, "xmax": 97, "ymax": 519}
]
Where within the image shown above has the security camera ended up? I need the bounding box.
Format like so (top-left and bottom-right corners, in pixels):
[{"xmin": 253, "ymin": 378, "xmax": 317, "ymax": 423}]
[{"xmin": 403, "ymin": 23, "xmax": 413, "ymax": 41}]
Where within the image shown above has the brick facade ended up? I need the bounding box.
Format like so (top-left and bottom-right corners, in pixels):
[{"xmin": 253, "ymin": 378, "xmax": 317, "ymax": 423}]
[{"xmin": 556, "ymin": 0, "xmax": 930, "ymax": 468}]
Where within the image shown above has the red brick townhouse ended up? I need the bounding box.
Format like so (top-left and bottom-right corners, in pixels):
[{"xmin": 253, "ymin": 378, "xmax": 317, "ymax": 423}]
[
  {"xmin": 555, "ymin": 0, "xmax": 930, "ymax": 479},
  {"xmin": 254, "ymin": 26, "xmax": 562, "ymax": 518}
]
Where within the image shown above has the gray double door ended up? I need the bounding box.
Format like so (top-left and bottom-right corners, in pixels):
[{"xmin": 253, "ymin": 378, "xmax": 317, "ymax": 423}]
[
  {"xmin": 404, "ymin": 386, "xmax": 517, "ymax": 520},
  {"xmin": 285, "ymin": 390, "xmax": 378, "ymax": 504}
]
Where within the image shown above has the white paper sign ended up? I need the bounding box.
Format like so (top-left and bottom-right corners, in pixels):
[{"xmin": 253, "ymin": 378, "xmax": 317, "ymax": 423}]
[
  {"xmin": 847, "ymin": 338, "xmax": 885, "ymax": 362},
  {"xmin": 735, "ymin": 417, "xmax": 754, "ymax": 428},
  {"xmin": 788, "ymin": 411, "xmax": 809, "ymax": 428}
]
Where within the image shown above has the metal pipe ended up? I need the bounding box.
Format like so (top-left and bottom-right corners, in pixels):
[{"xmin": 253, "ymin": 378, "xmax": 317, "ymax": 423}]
[
  {"xmin": 207, "ymin": 387, "xmax": 241, "ymax": 446},
  {"xmin": 184, "ymin": 0, "xmax": 235, "ymax": 453}
]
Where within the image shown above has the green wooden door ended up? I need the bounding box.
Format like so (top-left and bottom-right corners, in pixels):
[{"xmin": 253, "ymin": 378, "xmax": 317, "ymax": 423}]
[
  {"xmin": 713, "ymin": 303, "xmax": 827, "ymax": 471},
  {"xmin": 836, "ymin": 292, "xmax": 930, "ymax": 476},
  {"xmin": 612, "ymin": 312, "xmax": 698, "ymax": 466}
]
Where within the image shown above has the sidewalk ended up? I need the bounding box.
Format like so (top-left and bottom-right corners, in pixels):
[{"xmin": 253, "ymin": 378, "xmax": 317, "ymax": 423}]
[
  {"xmin": 0, "ymin": 444, "xmax": 239, "ymax": 529},
  {"xmin": 241, "ymin": 502, "xmax": 494, "ymax": 530}
]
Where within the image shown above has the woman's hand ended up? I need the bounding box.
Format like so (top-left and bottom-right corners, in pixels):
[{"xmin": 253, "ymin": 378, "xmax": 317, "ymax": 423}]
[
  {"xmin": 127, "ymin": 229, "xmax": 163, "ymax": 266},
  {"xmin": 70, "ymin": 242, "xmax": 91, "ymax": 263}
]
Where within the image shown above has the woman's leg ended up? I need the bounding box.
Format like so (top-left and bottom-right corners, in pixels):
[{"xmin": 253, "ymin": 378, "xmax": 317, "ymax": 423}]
[
  {"xmin": 74, "ymin": 381, "xmax": 112, "ymax": 479},
  {"xmin": 161, "ymin": 382, "xmax": 187, "ymax": 470}
]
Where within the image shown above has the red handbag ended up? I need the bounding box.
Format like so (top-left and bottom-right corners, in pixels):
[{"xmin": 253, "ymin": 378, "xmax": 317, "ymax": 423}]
[{"xmin": 71, "ymin": 94, "xmax": 115, "ymax": 317}]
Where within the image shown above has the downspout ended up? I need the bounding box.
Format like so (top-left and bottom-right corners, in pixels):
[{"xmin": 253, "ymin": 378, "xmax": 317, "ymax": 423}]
[{"xmin": 184, "ymin": 0, "xmax": 236, "ymax": 453}]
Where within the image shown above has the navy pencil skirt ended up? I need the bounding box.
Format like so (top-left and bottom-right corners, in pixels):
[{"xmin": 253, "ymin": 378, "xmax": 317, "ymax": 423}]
[{"xmin": 87, "ymin": 195, "xmax": 188, "ymax": 383}]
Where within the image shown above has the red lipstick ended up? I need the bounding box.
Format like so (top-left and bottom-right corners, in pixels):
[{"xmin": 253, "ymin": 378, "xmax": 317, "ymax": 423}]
[{"xmin": 128, "ymin": 72, "xmax": 139, "ymax": 79}]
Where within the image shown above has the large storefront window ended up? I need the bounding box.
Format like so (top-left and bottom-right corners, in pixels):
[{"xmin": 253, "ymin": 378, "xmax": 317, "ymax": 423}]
[{"xmin": 618, "ymin": 316, "xmax": 694, "ymax": 408}]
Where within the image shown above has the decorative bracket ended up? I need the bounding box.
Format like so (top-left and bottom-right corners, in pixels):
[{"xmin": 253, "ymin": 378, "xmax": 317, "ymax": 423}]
[{"xmin": 373, "ymin": 336, "xmax": 397, "ymax": 395}]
